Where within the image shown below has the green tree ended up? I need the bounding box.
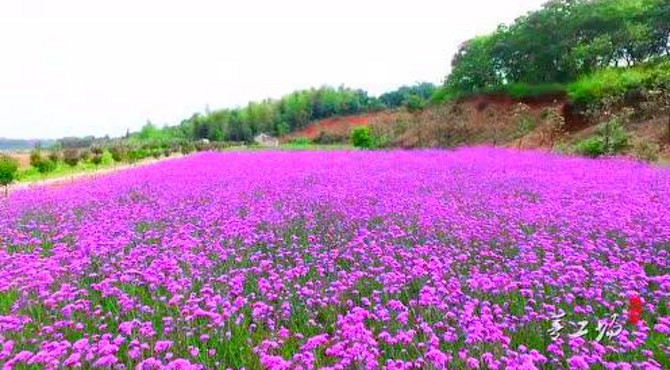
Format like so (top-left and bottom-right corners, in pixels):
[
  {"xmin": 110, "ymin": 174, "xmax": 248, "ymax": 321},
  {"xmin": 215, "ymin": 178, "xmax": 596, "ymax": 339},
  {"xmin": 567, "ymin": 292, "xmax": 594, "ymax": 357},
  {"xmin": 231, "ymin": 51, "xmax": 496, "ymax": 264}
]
[
  {"xmin": 90, "ymin": 146, "xmax": 104, "ymax": 166},
  {"xmin": 350, "ymin": 126, "xmax": 374, "ymax": 149},
  {"xmin": 30, "ymin": 150, "xmax": 56, "ymax": 174},
  {"xmin": 0, "ymin": 155, "xmax": 19, "ymax": 196},
  {"xmin": 62, "ymin": 148, "xmax": 80, "ymax": 167},
  {"xmin": 436, "ymin": 0, "xmax": 670, "ymax": 100}
]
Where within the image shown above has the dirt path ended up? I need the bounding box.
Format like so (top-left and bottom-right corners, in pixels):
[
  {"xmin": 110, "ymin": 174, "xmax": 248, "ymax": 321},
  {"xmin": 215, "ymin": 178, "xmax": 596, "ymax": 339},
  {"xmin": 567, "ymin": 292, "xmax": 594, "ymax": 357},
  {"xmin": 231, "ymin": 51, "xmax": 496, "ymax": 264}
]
[{"xmin": 7, "ymin": 154, "xmax": 184, "ymax": 195}]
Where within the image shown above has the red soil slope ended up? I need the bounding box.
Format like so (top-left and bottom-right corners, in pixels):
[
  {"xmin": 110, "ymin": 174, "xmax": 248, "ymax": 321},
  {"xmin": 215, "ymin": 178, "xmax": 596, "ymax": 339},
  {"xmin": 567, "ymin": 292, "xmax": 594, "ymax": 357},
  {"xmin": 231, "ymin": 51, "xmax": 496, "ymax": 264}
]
[{"xmin": 283, "ymin": 112, "xmax": 392, "ymax": 142}]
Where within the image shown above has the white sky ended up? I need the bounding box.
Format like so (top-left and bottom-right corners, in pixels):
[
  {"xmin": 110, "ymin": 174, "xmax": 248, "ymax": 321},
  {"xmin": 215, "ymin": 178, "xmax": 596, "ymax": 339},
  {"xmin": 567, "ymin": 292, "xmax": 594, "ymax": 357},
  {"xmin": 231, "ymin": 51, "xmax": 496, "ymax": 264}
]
[{"xmin": 0, "ymin": 0, "xmax": 546, "ymax": 139}]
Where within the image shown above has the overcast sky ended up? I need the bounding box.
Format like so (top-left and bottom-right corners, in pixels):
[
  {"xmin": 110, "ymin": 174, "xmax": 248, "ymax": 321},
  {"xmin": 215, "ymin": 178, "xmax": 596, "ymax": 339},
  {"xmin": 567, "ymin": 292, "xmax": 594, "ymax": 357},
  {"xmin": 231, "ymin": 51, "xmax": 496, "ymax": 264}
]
[{"xmin": 0, "ymin": 0, "xmax": 546, "ymax": 139}]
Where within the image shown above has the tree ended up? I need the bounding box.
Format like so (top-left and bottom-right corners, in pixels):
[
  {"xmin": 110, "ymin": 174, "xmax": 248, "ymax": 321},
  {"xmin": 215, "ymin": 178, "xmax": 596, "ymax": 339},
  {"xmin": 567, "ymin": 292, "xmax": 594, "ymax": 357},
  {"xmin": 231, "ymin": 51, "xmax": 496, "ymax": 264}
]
[
  {"xmin": 405, "ymin": 94, "xmax": 426, "ymax": 113},
  {"xmin": 350, "ymin": 126, "xmax": 374, "ymax": 149},
  {"xmin": 0, "ymin": 155, "xmax": 19, "ymax": 196},
  {"xmin": 379, "ymin": 83, "xmax": 436, "ymax": 108},
  {"xmin": 642, "ymin": 84, "xmax": 670, "ymax": 143},
  {"xmin": 437, "ymin": 0, "xmax": 670, "ymax": 99},
  {"xmin": 512, "ymin": 103, "xmax": 535, "ymax": 148},
  {"xmin": 109, "ymin": 144, "xmax": 128, "ymax": 162},
  {"xmin": 62, "ymin": 148, "xmax": 80, "ymax": 167},
  {"xmin": 90, "ymin": 146, "xmax": 104, "ymax": 166},
  {"xmin": 30, "ymin": 150, "xmax": 56, "ymax": 174},
  {"xmin": 139, "ymin": 121, "xmax": 164, "ymax": 142}
]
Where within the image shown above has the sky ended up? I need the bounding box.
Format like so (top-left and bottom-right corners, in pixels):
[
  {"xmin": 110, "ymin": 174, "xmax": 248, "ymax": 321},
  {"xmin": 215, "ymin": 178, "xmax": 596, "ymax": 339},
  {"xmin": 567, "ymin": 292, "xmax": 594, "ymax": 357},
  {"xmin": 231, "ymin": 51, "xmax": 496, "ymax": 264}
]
[{"xmin": 0, "ymin": 0, "xmax": 547, "ymax": 139}]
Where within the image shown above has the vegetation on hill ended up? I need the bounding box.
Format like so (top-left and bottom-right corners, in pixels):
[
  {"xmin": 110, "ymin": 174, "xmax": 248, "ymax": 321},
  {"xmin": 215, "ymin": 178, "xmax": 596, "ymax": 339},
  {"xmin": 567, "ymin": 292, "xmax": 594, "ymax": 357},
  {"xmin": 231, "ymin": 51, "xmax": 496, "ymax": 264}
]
[
  {"xmin": 568, "ymin": 58, "xmax": 670, "ymax": 104},
  {"xmin": 378, "ymin": 83, "xmax": 436, "ymax": 109},
  {"xmin": 434, "ymin": 0, "xmax": 669, "ymax": 103},
  {"xmin": 131, "ymin": 84, "xmax": 436, "ymax": 145}
]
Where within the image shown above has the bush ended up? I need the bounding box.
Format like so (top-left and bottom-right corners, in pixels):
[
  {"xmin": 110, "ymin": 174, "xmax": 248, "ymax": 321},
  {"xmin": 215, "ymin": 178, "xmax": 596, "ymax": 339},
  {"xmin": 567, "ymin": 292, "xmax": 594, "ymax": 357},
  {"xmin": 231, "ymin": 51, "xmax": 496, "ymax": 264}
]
[
  {"xmin": 128, "ymin": 148, "xmax": 150, "ymax": 163},
  {"xmin": 633, "ymin": 140, "xmax": 660, "ymax": 163},
  {"xmin": 575, "ymin": 118, "xmax": 629, "ymax": 158},
  {"xmin": 350, "ymin": 126, "xmax": 374, "ymax": 149},
  {"xmin": 79, "ymin": 149, "xmax": 90, "ymax": 162},
  {"xmin": 432, "ymin": 83, "xmax": 567, "ymax": 104},
  {"xmin": 180, "ymin": 142, "xmax": 195, "ymax": 155},
  {"xmin": 30, "ymin": 150, "xmax": 57, "ymax": 174},
  {"xmin": 194, "ymin": 141, "xmax": 211, "ymax": 152},
  {"xmin": 90, "ymin": 146, "xmax": 104, "ymax": 165},
  {"xmin": 313, "ymin": 132, "xmax": 347, "ymax": 145},
  {"xmin": 568, "ymin": 60, "xmax": 670, "ymax": 105},
  {"xmin": 0, "ymin": 155, "xmax": 19, "ymax": 195},
  {"xmin": 596, "ymin": 118, "xmax": 628, "ymax": 153},
  {"xmin": 575, "ymin": 137, "xmax": 606, "ymax": 158},
  {"xmin": 512, "ymin": 104, "xmax": 536, "ymax": 137},
  {"xmin": 288, "ymin": 137, "xmax": 311, "ymax": 146},
  {"xmin": 62, "ymin": 148, "xmax": 80, "ymax": 167},
  {"xmin": 29, "ymin": 150, "xmax": 43, "ymax": 168},
  {"xmin": 109, "ymin": 145, "xmax": 128, "ymax": 162},
  {"xmin": 48, "ymin": 150, "xmax": 61, "ymax": 164},
  {"xmin": 405, "ymin": 95, "xmax": 426, "ymax": 112}
]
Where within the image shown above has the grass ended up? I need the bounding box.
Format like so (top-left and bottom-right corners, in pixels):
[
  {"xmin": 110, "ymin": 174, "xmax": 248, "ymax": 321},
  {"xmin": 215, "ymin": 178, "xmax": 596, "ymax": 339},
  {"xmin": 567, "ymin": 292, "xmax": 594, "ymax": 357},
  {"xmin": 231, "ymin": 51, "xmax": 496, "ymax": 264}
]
[
  {"xmin": 568, "ymin": 67, "xmax": 648, "ymax": 105},
  {"xmin": 16, "ymin": 151, "xmax": 117, "ymax": 183},
  {"xmin": 432, "ymin": 82, "xmax": 568, "ymax": 103},
  {"xmin": 14, "ymin": 151, "xmax": 183, "ymax": 184}
]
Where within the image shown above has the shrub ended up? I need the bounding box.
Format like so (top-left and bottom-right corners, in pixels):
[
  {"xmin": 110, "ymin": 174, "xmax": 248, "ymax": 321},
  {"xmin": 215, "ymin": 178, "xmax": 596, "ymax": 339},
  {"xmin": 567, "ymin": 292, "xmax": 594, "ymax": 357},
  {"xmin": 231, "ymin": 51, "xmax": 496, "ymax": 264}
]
[
  {"xmin": 596, "ymin": 118, "xmax": 628, "ymax": 153},
  {"xmin": 633, "ymin": 140, "xmax": 660, "ymax": 163},
  {"xmin": 101, "ymin": 151, "xmax": 115, "ymax": 166},
  {"xmin": 541, "ymin": 107, "xmax": 566, "ymax": 148},
  {"xmin": 405, "ymin": 95, "xmax": 426, "ymax": 112},
  {"xmin": 180, "ymin": 142, "xmax": 195, "ymax": 155},
  {"xmin": 0, "ymin": 155, "xmax": 19, "ymax": 195},
  {"xmin": 90, "ymin": 146, "xmax": 104, "ymax": 166},
  {"xmin": 109, "ymin": 145, "xmax": 128, "ymax": 162},
  {"xmin": 30, "ymin": 150, "xmax": 57, "ymax": 174},
  {"xmin": 62, "ymin": 148, "xmax": 80, "ymax": 167},
  {"xmin": 288, "ymin": 137, "xmax": 311, "ymax": 146},
  {"xmin": 568, "ymin": 60, "xmax": 670, "ymax": 105},
  {"xmin": 512, "ymin": 104, "xmax": 536, "ymax": 147},
  {"xmin": 194, "ymin": 141, "xmax": 211, "ymax": 152},
  {"xmin": 505, "ymin": 83, "xmax": 567, "ymax": 99},
  {"xmin": 37, "ymin": 160, "xmax": 57, "ymax": 174},
  {"xmin": 128, "ymin": 149, "xmax": 142, "ymax": 163},
  {"xmin": 48, "ymin": 150, "xmax": 61, "ymax": 164},
  {"xmin": 350, "ymin": 126, "xmax": 374, "ymax": 149},
  {"xmin": 29, "ymin": 150, "xmax": 43, "ymax": 169},
  {"xmin": 79, "ymin": 149, "xmax": 90, "ymax": 162},
  {"xmin": 575, "ymin": 118, "xmax": 629, "ymax": 158},
  {"xmin": 575, "ymin": 137, "xmax": 606, "ymax": 158},
  {"xmin": 432, "ymin": 83, "xmax": 567, "ymax": 104},
  {"xmin": 128, "ymin": 148, "xmax": 151, "ymax": 163},
  {"xmin": 313, "ymin": 132, "xmax": 346, "ymax": 145}
]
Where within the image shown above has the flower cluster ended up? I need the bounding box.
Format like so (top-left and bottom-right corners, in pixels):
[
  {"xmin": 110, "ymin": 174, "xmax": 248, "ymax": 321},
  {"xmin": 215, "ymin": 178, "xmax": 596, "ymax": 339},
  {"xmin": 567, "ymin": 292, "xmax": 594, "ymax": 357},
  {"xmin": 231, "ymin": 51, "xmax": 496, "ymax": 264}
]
[{"xmin": 0, "ymin": 148, "xmax": 668, "ymax": 369}]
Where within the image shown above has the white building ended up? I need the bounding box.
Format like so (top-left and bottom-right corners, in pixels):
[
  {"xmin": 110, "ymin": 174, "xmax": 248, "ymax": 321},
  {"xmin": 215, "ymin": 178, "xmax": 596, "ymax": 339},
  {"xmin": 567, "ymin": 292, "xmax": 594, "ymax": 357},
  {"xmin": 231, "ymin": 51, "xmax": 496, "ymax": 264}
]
[{"xmin": 254, "ymin": 133, "xmax": 279, "ymax": 148}]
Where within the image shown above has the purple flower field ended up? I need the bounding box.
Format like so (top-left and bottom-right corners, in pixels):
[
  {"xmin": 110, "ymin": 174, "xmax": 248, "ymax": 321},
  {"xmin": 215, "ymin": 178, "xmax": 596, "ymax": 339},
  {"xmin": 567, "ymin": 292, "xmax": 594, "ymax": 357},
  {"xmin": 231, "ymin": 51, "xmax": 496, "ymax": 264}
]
[{"xmin": 0, "ymin": 148, "xmax": 668, "ymax": 369}]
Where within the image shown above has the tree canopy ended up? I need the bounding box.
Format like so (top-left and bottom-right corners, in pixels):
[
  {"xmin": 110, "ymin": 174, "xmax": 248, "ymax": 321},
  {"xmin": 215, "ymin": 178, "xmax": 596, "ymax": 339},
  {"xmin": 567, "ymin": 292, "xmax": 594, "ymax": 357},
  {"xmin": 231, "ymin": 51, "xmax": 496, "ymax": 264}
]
[
  {"xmin": 139, "ymin": 83, "xmax": 435, "ymax": 143},
  {"xmin": 439, "ymin": 0, "xmax": 670, "ymax": 99}
]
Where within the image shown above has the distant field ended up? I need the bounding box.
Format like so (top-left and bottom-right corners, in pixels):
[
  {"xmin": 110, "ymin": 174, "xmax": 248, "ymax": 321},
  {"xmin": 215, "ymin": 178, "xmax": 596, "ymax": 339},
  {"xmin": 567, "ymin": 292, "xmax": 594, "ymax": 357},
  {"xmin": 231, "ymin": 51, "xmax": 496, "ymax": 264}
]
[
  {"xmin": 0, "ymin": 149, "xmax": 668, "ymax": 368},
  {"xmin": 11, "ymin": 152, "xmax": 30, "ymax": 170},
  {"xmin": 0, "ymin": 151, "xmax": 31, "ymax": 170}
]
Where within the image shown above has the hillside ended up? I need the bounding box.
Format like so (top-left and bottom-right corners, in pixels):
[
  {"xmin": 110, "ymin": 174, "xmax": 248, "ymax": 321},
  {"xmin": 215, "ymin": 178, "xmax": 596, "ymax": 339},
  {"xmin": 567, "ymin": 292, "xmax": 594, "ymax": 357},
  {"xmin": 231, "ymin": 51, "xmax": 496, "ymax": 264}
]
[
  {"xmin": 283, "ymin": 112, "xmax": 392, "ymax": 143},
  {"xmin": 283, "ymin": 92, "xmax": 670, "ymax": 162}
]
